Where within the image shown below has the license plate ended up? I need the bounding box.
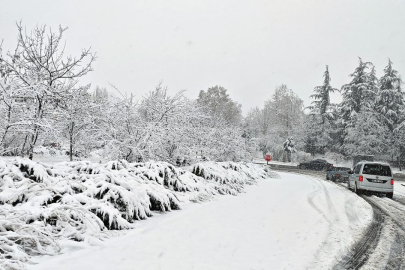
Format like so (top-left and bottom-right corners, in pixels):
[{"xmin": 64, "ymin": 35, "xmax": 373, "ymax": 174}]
[{"xmin": 374, "ymin": 180, "xmax": 384, "ymax": 183}]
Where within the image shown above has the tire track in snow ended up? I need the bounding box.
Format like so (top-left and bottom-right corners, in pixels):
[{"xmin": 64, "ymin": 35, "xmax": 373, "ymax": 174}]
[
  {"xmin": 302, "ymin": 175, "xmax": 355, "ymax": 270},
  {"xmin": 271, "ymin": 168, "xmax": 380, "ymax": 269},
  {"xmin": 385, "ymin": 231, "xmax": 405, "ymax": 270},
  {"xmin": 344, "ymin": 196, "xmax": 363, "ymax": 225},
  {"xmin": 270, "ymin": 166, "xmax": 405, "ymax": 270},
  {"xmin": 365, "ymin": 196, "xmax": 405, "ymax": 236},
  {"xmin": 362, "ymin": 196, "xmax": 405, "ymax": 270},
  {"xmin": 306, "ymin": 177, "xmax": 333, "ymax": 224},
  {"xmin": 319, "ymin": 180, "xmax": 340, "ymax": 223},
  {"xmin": 332, "ymin": 202, "xmax": 384, "ymax": 270}
]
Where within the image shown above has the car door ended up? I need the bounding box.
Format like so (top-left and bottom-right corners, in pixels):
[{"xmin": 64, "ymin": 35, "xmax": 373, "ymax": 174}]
[
  {"xmin": 350, "ymin": 164, "xmax": 360, "ymax": 188},
  {"xmin": 352, "ymin": 164, "xmax": 361, "ymax": 187},
  {"xmin": 326, "ymin": 167, "xmax": 334, "ymax": 178},
  {"xmin": 313, "ymin": 160, "xmax": 322, "ymax": 170}
]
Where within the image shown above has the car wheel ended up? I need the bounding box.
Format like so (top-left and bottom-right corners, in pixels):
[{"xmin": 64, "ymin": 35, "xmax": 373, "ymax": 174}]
[
  {"xmin": 386, "ymin": 192, "xmax": 393, "ymax": 199},
  {"xmin": 354, "ymin": 183, "xmax": 360, "ymax": 195},
  {"xmin": 348, "ymin": 180, "xmax": 351, "ymax": 190},
  {"xmin": 326, "ymin": 175, "xmax": 329, "ymax": 180}
]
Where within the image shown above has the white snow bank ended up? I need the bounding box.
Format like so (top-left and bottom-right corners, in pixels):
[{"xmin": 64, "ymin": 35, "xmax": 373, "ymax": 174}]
[
  {"xmin": 191, "ymin": 162, "xmax": 278, "ymax": 195},
  {"xmin": 0, "ymin": 157, "xmax": 273, "ymax": 269},
  {"xmin": 27, "ymin": 172, "xmax": 371, "ymax": 270}
]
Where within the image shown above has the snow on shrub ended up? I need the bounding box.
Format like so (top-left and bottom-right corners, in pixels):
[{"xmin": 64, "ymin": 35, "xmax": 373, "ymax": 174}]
[
  {"xmin": 190, "ymin": 162, "xmax": 276, "ymax": 195},
  {"xmin": 0, "ymin": 157, "xmax": 274, "ymax": 269}
]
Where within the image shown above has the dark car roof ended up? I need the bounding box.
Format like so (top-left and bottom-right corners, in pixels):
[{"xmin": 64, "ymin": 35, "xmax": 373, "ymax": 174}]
[
  {"xmin": 313, "ymin": 159, "xmax": 328, "ymax": 162},
  {"xmin": 335, "ymin": 167, "xmax": 350, "ymax": 170}
]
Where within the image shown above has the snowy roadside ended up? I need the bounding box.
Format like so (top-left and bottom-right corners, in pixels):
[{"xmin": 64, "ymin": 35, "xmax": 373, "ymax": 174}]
[
  {"xmin": 0, "ymin": 158, "xmax": 274, "ymax": 270},
  {"xmin": 27, "ymin": 172, "xmax": 372, "ymax": 270}
]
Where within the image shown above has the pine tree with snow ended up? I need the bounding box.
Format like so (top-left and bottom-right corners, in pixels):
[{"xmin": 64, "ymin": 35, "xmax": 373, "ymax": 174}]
[
  {"xmin": 309, "ymin": 65, "xmax": 338, "ymax": 121},
  {"xmin": 338, "ymin": 58, "xmax": 380, "ymax": 156},
  {"xmin": 376, "ymin": 59, "xmax": 405, "ymax": 161},
  {"xmin": 340, "ymin": 58, "xmax": 377, "ymax": 122},
  {"xmin": 342, "ymin": 110, "xmax": 390, "ymax": 157},
  {"xmin": 304, "ymin": 66, "xmax": 338, "ymax": 154},
  {"xmin": 377, "ymin": 59, "xmax": 404, "ymax": 131}
]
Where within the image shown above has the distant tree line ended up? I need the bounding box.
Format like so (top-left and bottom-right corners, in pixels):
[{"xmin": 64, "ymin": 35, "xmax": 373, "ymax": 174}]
[
  {"xmin": 0, "ymin": 24, "xmax": 252, "ymax": 164},
  {"xmin": 304, "ymin": 58, "xmax": 405, "ymax": 162},
  {"xmin": 243, "ymin": 58, "xmax": 405, "ymax": 164},
  {"xmin": 2, "ymin": 24, "xmax": 403, "ymax": 165}
]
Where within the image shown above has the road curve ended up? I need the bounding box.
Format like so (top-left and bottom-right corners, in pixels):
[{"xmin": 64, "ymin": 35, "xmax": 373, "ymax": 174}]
[{"xmin": 269, "ymin": 165, "xmax": 405, "ymax": 270}]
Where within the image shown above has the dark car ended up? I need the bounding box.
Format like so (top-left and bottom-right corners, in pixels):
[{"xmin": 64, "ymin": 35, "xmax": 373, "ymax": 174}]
[
  {"xmin": 298, "ymin": 159, "xmax": 333, "ymax": 171},
  {"xmin": 326, "ymin": 166, "xmax": 351, "ymax": 182}
]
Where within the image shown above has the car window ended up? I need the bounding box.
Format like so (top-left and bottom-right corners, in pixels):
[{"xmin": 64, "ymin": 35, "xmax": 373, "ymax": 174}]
[
  {"xmin": 354, "ymin": 164, "xmax": 361, "ymax": 174},
  {"xmin": 362, "ymin": 164, "xmax": 392, "ymax": 176}
]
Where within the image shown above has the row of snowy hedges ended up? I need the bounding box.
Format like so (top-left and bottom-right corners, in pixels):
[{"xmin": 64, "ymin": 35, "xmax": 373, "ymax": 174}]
[{"xmin": 0, "ymin": 158, "xmax": 275, "ymax": 269}]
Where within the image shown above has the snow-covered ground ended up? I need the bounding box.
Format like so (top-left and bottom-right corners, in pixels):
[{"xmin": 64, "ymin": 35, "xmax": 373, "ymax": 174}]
[
  {"xmin": 28, "ymin": 172, "xmax": 372, "ymax": 270},
  {"xmin": 394, "ymin": 180, "xmax": 405, "ymax": 198},
  {"xmin": 252, "ymin": 158, "xmax": 298, "ymax": 167}
]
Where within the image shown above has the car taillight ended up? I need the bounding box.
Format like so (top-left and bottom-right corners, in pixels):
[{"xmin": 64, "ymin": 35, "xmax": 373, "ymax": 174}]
[
  {"xmin": 391, "ymin": 179, "xmax": 394, "ymax": 185},
  {"xmin": 359, "ymin": 175, "xmax": 363, "ymax": 182}
]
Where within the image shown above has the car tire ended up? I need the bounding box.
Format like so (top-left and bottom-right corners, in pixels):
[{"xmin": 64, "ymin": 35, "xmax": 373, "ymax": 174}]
[
  {"xmin": 326, "ymin": 175, "xmax": 329, "ymax": 180},
  {"xmin": 386, "ymin": 192, "xmax": 393, "ymax": 199},
  {"xmin": 354, "ymin": 183, "xmax": 360, "ymax": 195}
]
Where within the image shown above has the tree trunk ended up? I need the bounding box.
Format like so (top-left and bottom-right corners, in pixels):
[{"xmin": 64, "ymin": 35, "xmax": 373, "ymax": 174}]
[
  {"xmin": 69, "ymin": 122, "xmax": 75, "ymax": 161},
  {"xmin": 69, "ymin": 140, "xmax": 73, "ymax": 162}
]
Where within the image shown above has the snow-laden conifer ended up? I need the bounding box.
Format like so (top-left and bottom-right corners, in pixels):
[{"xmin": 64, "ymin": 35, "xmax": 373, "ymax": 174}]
[
  {"xmin": 340, "ymin": 58, "xmax": 377, "ymax": 121},
  {"xmin": 377, "ymin": 59, "xmax": 404, "ymax": 130},
  {"xmin": 308, "ymin": 65, "xmax": 338, "ymax": 120}
]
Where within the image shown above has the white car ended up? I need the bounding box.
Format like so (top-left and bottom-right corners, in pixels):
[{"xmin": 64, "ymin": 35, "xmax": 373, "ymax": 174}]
[{"xmin": 348, "ymin": 161, "xmax": 394, "ymax": 198}]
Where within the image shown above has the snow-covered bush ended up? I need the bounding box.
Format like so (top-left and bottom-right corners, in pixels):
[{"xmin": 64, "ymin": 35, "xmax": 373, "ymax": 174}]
[
  {"xmin": 0, "ymin": 157, "xmax": 274, "ymax": 269},
  {"xmin": 191, "ymin": 162, "xmax": 276, "ymax": 195},
  {"xmin": 295, "ymin": 151, "xmax": 312, "ymax": 163}
]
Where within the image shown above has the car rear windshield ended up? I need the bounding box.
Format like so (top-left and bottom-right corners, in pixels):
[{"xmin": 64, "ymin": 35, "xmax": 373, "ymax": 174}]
[
  {"xmin": 362, "ymin": 164, "xmax": 392, "ymax": 176},
  {"xmin": 336, "ymin": 167, "xmax": 350, "ymax": 171}
]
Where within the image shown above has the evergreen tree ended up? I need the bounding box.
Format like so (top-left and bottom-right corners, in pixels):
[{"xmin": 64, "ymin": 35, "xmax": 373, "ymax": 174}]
[
  {"xmin": 338, "ymin": 58, "xmax": 379, "ymax": 156},
  {"xmin": 305, "ymin": 66, "xmax": 337, "ymax": 154},
  {"xmin": 377, "ymin": 59, "xmax": 404, "ymax": 131},
  {"xmin": 309, "ymin": 65, "xmax": 337, "ymax": 121},
  {"xmin": 340, "ymin": 58, "xmax": 377, "ymax": 122},
  {"xmin": 376, "ymin": 59, "xmax": 405, "ymax": 161},
  {"xmin": 303, "ymin": 113, "xmax": 333, "ymax": 155},
  {"xmin": 342, "ymin": 110, "xmax": 389, "ymax": 157}
]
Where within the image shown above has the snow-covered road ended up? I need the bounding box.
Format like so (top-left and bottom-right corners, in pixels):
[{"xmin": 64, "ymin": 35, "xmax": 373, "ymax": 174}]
[{"xmin": 29, "ymin": 172, "xmax": 372, "ymax": 270}]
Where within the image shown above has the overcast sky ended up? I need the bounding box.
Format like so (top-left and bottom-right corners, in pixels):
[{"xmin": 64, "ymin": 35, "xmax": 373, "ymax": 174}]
[{"xmin": 2, "ymin": 0, "xmax": 405, "ymax": 114}]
